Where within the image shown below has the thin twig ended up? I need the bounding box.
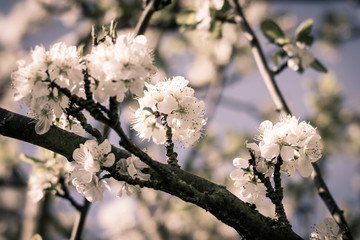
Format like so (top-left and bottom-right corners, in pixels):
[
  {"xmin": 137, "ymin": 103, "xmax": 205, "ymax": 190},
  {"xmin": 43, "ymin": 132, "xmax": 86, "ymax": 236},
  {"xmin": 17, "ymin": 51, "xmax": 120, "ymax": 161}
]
[
  {"xmin": 56, "ymin": 178, "xmax": 82, "ymax": 211},
  {"xmin": 272, "ymin": 62, "xmax": 288, "ymax": 75},
  {"xmin": 135, "ymin": 0, "xmax": 156, "ymax": 36},
  {"xmin": 70, "ymin": 198, "xmax": 91, "ymax": 240},
  {"xmin": 228, "ymin": 0, "xmax": 353, "ymax": 239},
  {"xmin": 228, "ymin": 0, "xmax": 291, "ymax": 115}
]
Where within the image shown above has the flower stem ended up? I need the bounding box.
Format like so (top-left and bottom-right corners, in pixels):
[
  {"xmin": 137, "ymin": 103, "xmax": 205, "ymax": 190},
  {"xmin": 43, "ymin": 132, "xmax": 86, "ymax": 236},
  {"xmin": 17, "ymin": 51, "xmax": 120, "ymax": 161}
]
[
  {"xmin": 273, "ymin": 156, "xmax": 289, "ymax": 226},
  {"xmin": 160, "ymin": 114, "xmax": 179, "ymax": 168}
]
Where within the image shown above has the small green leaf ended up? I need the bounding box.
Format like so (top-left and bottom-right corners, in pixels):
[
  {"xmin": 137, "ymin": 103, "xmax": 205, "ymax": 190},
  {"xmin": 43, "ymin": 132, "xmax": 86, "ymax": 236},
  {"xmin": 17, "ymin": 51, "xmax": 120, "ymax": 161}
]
[
  {"xmin": 176, "ymin": 11, "xmax": 197, "ymax": 25},
  {"xmin": 297, "ymin": 34, "xmax": 314, "ymax": 46},
  {"xmin": 296, "ymin": 19, "xmax": 314, "ymax": 39},
  {"xmin": 311, "ymin": 59, "xmax": 328, "ymax": 73},
  {"xmin": 272, "ymin": 50, "xmax": 287, "ymax": 65},
  {"xmin": 20, "ymin": 154, "xmax": 43, "ymax": 164},
  {"xmin": 261, "ymin": 19, "xmax": 285, "ymax": 43},
  {"xmin": 274, "ymin": 37, "xmax": 292, "ymax": 46},
  {"xmin": 31, "ymin": 234, "xmax": 43, "ymax": 240},
  {"xmin": 210, "ymin": 20, "xmax": 222, "ymax": 39}
]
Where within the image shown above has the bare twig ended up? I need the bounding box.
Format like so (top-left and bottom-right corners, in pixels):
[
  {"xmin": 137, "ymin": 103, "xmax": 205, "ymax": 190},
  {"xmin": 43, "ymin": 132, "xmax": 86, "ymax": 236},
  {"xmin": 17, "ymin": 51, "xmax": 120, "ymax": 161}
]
[
  {"xmin": 135, "ymin": 0, "xmax": 156, "ymax": 36},
  {"xmin": 228, "ymin": 1, "xmax": 353, "ymax": 239},
  {"xmin": 70, "ymin": 198, "xmax": 91, "ymax": 240}
]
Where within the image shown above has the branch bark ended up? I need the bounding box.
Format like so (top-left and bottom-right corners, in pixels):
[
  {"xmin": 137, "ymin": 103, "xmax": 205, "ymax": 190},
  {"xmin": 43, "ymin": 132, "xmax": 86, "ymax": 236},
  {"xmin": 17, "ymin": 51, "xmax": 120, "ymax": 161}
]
[{"xmin": 0, "ymin": 107, "xmax": 303, "ymax": 240}]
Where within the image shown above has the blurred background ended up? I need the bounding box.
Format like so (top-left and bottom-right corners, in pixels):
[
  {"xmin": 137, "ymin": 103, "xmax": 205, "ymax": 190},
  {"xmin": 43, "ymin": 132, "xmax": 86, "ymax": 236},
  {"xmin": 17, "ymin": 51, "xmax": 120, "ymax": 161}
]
[{"xmin": 0, "ymin": 0, "xmax": 360, "ymax": 239}]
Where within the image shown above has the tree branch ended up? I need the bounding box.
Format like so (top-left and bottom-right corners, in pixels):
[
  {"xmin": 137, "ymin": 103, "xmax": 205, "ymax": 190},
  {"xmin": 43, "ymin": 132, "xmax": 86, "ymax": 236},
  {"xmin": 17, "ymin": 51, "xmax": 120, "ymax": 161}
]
[
  {"xmin": 0, "ymin": 107, "xmax": 302, "ymax": 240},
  {"xmin": 228, "ymin": 1, "xmax": 353, "ymax": 239}
]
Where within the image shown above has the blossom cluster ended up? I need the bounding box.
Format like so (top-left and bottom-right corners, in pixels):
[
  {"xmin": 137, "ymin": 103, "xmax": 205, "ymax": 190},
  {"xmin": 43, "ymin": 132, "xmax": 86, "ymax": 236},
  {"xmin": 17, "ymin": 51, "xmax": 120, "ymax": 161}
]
[
  {"xmin": 71, "ymin": 139, "xmax": 115, "ymax": 202},
  {"xmin": 12, "ymin": 42, "xmax": 83, "ymax": 134},
  {"xmin": 229, "ymin": 157, "xmax": 266, "ymax": 205},
  {"xmin": 26, "ymin": 149, "xmax": 69, "ymax": 202},
  {"xmin": 310, "ymin": 217, "xmax": 343, "ymax": 240},
  {"xmin": 251, "ymin": 115, "xmax": 322, "ymax": 177},
  {"xmin": 132, "ymin": 76, "xmax": 207, "ymax": 146},
  {"xmin": 117, "ymin": 154, "xmax": 151, "ymax": 197},
  {"xmin": 87, "ymin": 34, "xmax": 156, "ymax": 103},
  {"xmin": 12, "ymin": 33, "xmax": 155, "ymax": 135},
  {"xmin": 230, "ymin": 116, "xmax": 322, "ymax": 203}
]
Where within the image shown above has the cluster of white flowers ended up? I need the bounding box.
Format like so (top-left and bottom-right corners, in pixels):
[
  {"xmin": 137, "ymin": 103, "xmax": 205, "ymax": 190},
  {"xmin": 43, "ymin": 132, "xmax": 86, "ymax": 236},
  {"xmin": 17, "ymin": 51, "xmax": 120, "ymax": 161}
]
[
  {"xmin": 249, "ymin": 115, "xmax": 322, "ymax": 177},
  {"xmin": 12, "ymin": 33, "xmax": 156, "ymax": 135},
  {"xmin": 116, "ymin": 154, "xmax": 151, "ymax": 197},
  {"xmin": 230, "ymin": 116, "xmax": 322, "ymax": 203},
  {"xmin": 71, "ymin": 139, "xmax": 115, "ymax": 202},
  {"xmin": 26, "ymin": 149, "xmax": 69, "ymax": 202},
  {"xmin": 310, "ymin": 217, "xmax": 343, "ymax": 240},
  {"xmin": 230, "ymin": 158, "xmax": 266, "ymax": 205},
  {"xmin": 87, "ymin": 34, "xmax": 156, "ymax": 103},
  {"xmin": 12, "ymin": 42, "xmax": 84, "ymax": 134},
  {"xmin": 194, "ymin": 0, "xmax": 224, "ymax": 30},
  {"xmin": 132, "ymin": 76, "xmax": 207, "ymax": 146},
  {"xmin": 283, "ymin": 42, "xmax": 314, "ymax": 71}
]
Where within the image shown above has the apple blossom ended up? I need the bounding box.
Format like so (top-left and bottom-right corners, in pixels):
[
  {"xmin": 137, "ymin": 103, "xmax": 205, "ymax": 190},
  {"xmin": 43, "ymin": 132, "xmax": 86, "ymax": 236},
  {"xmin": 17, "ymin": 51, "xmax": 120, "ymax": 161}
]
[
  {"xmin": 71, "ymin": 139, "xmax": 115, "ymax": 202},
  {"xmin": 132, "ymin": 76, "xmax": 207, "ymax": 146},
  {"xmin": 310, "ymin": 217, "xmax": 343, "ymax": 240}
]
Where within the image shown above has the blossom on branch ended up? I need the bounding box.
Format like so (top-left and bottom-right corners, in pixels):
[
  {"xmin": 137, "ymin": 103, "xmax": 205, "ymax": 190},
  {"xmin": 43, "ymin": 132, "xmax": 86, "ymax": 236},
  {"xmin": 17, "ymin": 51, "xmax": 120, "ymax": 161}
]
[
  {"xmin": 132, "ymin": 76, "xmax": 207, "ymax": 146},
  {"xmin": 25, "ymin": 149, "xmax": 70, "ymax": 202},
  {"xmin": 87, "ymin": 34, "xmax": 156, "ymax": 102},
  {"xmin": 12, "ymin": 42, "xmax": 84, "ymax": 134},
  {"xmin": 71, "ymin": 139, "xmax": 115, "ymax": 202},
  {"xmin": 230, "ymin": 157, "xmax": 266, "ymax": 205},
  {"xmin": 239, "ymin": 116, "xmax": 322, "ymax": 178},
  {"xmin": 310, "ymin": 217, "xmax": 343, "ymax": 240}
]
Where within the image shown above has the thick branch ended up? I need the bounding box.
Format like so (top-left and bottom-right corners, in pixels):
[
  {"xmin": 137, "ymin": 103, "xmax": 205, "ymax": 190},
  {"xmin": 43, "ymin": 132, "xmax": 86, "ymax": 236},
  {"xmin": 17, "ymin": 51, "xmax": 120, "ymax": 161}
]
[
  {"xmin": 228, "ymin": 1, "xmax": 353, "ymax": 239},
  {"xmin": 0, "ymin": 107, "xmax": 302, "ymax": 240}
]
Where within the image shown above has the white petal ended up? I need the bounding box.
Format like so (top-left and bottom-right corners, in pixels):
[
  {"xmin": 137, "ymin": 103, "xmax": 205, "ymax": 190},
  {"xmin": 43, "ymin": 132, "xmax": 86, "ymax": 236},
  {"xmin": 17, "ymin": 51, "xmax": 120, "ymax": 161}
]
[
  {"xmin": 157, "ymin": 95, "xmax": 178, "ymax": 114},
  {"xmin": 280, "ymin": 146, "xmax": 295, "ymax": 162},
  {"xmin": 103, "ymin": 153, "xmax": 115, "ymax": 167}
]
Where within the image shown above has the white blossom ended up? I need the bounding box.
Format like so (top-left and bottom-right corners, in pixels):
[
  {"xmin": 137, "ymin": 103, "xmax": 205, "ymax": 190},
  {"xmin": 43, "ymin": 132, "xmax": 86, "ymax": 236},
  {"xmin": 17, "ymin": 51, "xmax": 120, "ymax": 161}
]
[
  {"xmin": 250, "ymin": 115, "xmax": 322, "ymax": 177},
  {"xmin": 26, "ymin": 149, "xmax": 69, "ymax": 202},
  {"xmin": 12, "ymin": 42, "xmax": 84, "ymax": 135},
  {"xmin": 87, "ymin": 34, "xmax": 156, "ymax": 102},
  {"xmin": 230, "ymin": 157, "xmax": 266, "ymax": 205},
  {"xmin": 194, "ymin": 0, "xmax": 224, "ymax": 30},
  {"xmin": 310, "ymin": 217, "xmax": 343, "ymax": 240},
  {"xmin": 133, "ymin": 76, "xmax": 207, "ymax": 146},
  {"xmin": 73, "ymin": 176, "xmax": 110, "ymax": 202},
  {"xmin": 283, "ymin": 42, "xmax": 314, "ymax": 71},
  {"xmin": 71, "ymin": 139, "xmax": 114, "ymax": 202},
  {"xmin": 126, "ymin": 155, "xmax": 151, "ymax": 181}
]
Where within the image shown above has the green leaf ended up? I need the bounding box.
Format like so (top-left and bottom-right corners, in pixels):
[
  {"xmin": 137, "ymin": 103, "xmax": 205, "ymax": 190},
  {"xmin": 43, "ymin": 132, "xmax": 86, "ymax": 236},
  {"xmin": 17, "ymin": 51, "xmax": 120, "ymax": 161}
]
[
  {"xmin": 311, "ymin": 59, "xmax": 328, "ymax": 73},
  {"xmin": 274, "ymin": 37, "xmax": 292, "ymax": 46},
  {"xmin": 176, "ymin": 11, "xmax": 197, "ymax": 26},
  {"xmin": 31, "ymin": 234, "xmax": 43, "ymax": 240},
  {"xmin": 210, "ymin": 20, "xmax": 222, "ymax": 39},
  {"xmin": 20, "ymin": 154, "xmax": 43, "ymax": 164},
  {"xmin": 261, "ymin": 19, "xmax": 285, "ymax": 43},
  {"xmin": 272, "ymin": 50, "xmax": 287, "ymax": 65},
  {"xmin": 296, "ymin": 18, "xmax": 314, "ymax": 39},
  {"xmin": 297, "ymin": 34, "xmax": 314, "ymax": 46}
]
